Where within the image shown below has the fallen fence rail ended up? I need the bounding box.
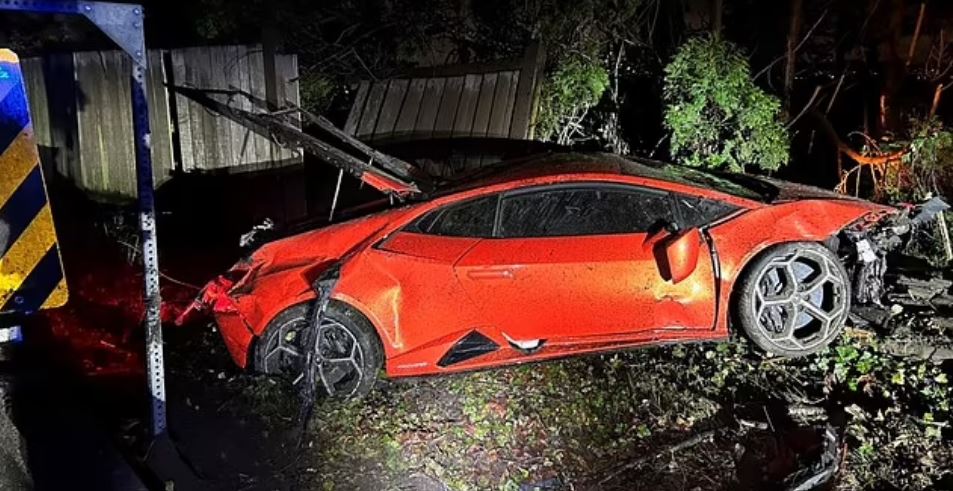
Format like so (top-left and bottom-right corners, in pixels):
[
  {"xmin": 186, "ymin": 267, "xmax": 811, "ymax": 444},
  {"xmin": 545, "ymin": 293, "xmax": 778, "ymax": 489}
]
[{"xmin": 168, "ymin": 85, "xmax": 432, "ymax": 197}]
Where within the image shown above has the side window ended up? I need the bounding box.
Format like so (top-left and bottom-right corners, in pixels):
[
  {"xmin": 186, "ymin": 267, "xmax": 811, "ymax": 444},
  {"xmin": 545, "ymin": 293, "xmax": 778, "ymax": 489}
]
[
  {"xmin": 674, "ymin": 194, "xmax": 739, "ymax": 229},
  {"xmin": 408, "ymin": 195, "xmax": 498, "ymax": 237},
  {"xmin": 499, "ymin": 187, "xmax": 675, "ymax": 238}
]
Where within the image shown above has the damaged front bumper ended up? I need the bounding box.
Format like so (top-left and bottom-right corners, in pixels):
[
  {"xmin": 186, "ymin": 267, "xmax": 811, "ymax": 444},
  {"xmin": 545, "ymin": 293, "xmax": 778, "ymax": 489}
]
[
  {"xmin": 174, "ymin": 260, "xmax": 265, "ymax": 366},
  {"xmin": 839, "ymin": 197, "xmax": 949, "ymax": 306},
  {"xmin": 175, "ymin": 255, "xmax": 336, "ymax": 368},
  {"xmin": 175, "ymin": 257, "xmax": 259, "ymax": 325}
]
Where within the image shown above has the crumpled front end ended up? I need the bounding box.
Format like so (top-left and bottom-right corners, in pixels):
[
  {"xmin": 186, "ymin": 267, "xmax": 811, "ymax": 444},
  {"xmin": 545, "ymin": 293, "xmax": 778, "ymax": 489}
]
[
  {"xmin": 837, "ymin": 197, "xmax": 950, "ymax": 306},
  {"xmin": 175, "ymin": 208, "xmax": 408, "ymax": 367},
  {"xmin": 175, "ymin": 255, "xmax": 325, "ymax": 367}
]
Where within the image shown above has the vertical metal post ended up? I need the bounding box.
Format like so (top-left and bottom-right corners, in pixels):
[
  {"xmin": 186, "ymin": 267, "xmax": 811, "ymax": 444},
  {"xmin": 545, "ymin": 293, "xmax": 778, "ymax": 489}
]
[
  {"xmin": 127, "ymin": 9, "xmax": 166, "ymax": 437},
  {"xmin": 0, "ymin": 1, "xmax": 166, "ymax": 436}
]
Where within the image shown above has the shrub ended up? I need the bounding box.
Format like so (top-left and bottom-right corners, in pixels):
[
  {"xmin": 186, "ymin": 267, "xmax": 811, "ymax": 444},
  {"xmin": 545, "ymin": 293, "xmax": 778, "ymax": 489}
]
[
  {"xmin": 663, "ymin": 36, "xmax": 789, "ymax": 172},
  {"xmin": 535, "ymin": 55, "xmax": 610, "ymax": 143}
]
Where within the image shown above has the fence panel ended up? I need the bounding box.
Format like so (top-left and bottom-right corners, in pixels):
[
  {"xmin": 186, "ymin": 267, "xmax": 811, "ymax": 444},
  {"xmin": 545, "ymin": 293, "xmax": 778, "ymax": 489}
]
[
  {"xmin": 170, "ymin": 45, "xmax": 302, "ymax": 173},
  {"xmin": 345, "ymin": 43, "xmax": 545, "ymax": 144},
  {"xmin": 22, "ymin": 50, "xmax": 174, "ymax": 198}
]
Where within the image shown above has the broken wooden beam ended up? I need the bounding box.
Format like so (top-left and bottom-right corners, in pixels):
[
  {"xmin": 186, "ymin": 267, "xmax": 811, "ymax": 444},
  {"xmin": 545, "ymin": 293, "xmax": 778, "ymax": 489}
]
[{"xmin": 168, "ymin": 85, "xmax": 431, "ymax": 197}]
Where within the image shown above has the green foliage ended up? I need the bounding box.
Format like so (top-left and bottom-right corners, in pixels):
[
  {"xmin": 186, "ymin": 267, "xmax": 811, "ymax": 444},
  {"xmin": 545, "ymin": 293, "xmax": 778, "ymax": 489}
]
[
  {"xmin": 907, "ymin": 118, "xmax": 953, "ymax": 171},
  {"xmin": 536, "ymin": 55, "xmax": 610, "ymax": 141},
  {"xmin": 467, "ymin": 0, "xmax": 648, "ymax": 144},
  {"xmin": 823, "ymin": 336, "xmax": 951, "ymax": 418},
  {"xmin": 815, "ymin": 332, "xmax": 953, "ymax": 489},
  {"xmin": 663, "ymin": 36, "xmax": 789, "ymax": 172},
  {"xmin": 299, "ymin": 73, "xmax": 337, "ymax": 113},
  {"xmin": 901, "ymin": 117, "xmax": 953, "ymax": 198}
]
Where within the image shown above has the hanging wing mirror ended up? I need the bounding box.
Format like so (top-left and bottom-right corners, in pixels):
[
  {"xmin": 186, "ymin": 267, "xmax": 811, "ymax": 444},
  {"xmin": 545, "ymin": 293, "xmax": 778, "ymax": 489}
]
[
  {"xmin": 645, "ymin": 226, "xmax": 702, "ymax": 284},
  {"xmin": 642, "ymin": 220, "xmax": 680, "ymax": 253},
  {"xmin": 661, "ymin": 228, "xmax": 702, "ymax": 283}
]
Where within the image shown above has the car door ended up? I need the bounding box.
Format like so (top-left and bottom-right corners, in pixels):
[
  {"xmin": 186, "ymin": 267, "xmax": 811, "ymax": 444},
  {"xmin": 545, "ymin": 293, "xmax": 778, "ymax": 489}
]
[
  {"xmin": 361, "ymin": 194, "xmax": 499, "ymax": 353},
  {"xmin": 454, "ymin": 183, "xmax": 718, "ymax": 345}
]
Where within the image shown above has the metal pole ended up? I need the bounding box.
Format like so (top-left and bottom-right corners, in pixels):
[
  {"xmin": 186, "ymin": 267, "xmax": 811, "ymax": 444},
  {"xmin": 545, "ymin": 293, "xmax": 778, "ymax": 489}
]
[
  {"xmin": 129, "ymin": 29, "xmax": 166, "ymax": 437},
  {"xmin": 0, "ymin": 1, "xmax": 165, "ymax": 436},
  {"xmin": 0, "ymin": 0, "xmax": 166, "ymax": 437}
]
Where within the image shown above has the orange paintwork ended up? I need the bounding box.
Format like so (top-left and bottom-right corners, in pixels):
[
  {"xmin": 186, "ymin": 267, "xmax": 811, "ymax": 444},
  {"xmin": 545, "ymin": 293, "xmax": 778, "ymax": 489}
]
[
  {"xmin": 706, "ymin": 199, "xmax": 893, "ymax": 338},
  {"xmin": 659, "ymin": 228, "xmax": 704, "ymax": 283},
  {"xmin": 186, "ymin": 158, "xmax": 891, "ymax": 376}
]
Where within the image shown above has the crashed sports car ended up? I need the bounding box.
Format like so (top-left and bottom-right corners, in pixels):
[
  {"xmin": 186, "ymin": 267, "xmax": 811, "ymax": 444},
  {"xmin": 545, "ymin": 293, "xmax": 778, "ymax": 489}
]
[{"xmin": 178, "ymin": 152, "xmax": 932, "ymax": 398}]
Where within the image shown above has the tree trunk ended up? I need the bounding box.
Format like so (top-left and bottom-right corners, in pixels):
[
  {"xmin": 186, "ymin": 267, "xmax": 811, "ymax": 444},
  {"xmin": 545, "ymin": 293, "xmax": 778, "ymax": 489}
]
[
  {"xmin": 929, "ymin": 83, "xmax": 944, "ymax": 119},
  {"xmin": 879, "ymin": 0, "xmax": 906, "ymax": 134},
  {"xmin": 784, "ymin": 0, "xmax": 804, "ymax": 114},
  {"xmin": 712, "ymin": 0, "xmax": 723, "ymax": 37},
  {"xmin": 906, "ymin": 2, "xmax": 927, "ymax": 68}
]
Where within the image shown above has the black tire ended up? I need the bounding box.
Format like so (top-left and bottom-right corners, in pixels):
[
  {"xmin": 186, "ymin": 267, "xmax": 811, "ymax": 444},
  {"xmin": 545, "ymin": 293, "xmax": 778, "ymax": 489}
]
[
  {"xmin": 252, "ymin": 300, "xmax": 383, "ymax": 398},
  {"xmin": 735, "ymin": 242, "xmax": 851, "ymax": 357}
]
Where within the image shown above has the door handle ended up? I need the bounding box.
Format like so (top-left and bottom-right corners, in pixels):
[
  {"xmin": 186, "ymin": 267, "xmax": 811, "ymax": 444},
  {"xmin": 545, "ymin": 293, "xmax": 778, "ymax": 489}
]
[{"xmin": 466, "ymin": 268, "xmax": 515, "ymax": 280}]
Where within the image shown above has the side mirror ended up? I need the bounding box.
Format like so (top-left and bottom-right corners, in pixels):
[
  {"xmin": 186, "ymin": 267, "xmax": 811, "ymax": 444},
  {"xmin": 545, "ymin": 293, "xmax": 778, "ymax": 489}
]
[{"xmin": 647, "ymin": 227, "xmax": 702, "ymax": 284}]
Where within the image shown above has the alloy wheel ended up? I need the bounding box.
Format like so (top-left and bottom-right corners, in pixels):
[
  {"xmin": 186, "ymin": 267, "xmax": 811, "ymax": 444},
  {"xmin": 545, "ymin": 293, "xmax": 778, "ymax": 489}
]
[{"xmin": 751, "ymin": 248, "xmax": 849, "ymax": 353}]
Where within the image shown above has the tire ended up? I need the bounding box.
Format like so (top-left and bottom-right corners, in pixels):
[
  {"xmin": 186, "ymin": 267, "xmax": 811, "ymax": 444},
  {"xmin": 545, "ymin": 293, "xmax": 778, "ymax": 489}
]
[
  {"xmin": 252, "ymin": 300, "xmax": 383, "ymax": 398},
  {"xmin": 735, "ymin": 242, "xmax": 851, "ymax": 357}
]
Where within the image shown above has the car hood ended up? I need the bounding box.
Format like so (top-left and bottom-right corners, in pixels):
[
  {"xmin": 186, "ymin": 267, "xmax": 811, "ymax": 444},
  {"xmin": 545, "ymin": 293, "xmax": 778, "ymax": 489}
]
[{"xmin": 250, "ymin": 206, "xmax": 415, "ymax": 272}]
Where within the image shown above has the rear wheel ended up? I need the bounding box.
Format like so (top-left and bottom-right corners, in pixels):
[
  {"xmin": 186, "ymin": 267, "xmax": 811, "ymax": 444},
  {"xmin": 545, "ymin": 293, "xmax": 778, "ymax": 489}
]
[
  {"xmin": 253, "ymin": 301, "xmax": 382, "ymax": 398},
  {"xmin": 735, "ymin": 242, "xmax": 851, "ymax": 357}
]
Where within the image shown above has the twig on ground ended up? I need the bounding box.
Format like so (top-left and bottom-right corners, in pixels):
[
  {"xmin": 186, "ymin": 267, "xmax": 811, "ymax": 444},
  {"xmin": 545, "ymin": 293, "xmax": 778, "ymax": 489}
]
[{"xmin": 597, "ymin": 429, "xmax": 719, "ymax": 486}]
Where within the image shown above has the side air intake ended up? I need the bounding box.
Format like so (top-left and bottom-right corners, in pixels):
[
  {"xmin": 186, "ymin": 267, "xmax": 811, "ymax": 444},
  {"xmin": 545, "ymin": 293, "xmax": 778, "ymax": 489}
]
[{"xmin": 437, "ymin": 331, "xmax": 500, "ymax": 367}]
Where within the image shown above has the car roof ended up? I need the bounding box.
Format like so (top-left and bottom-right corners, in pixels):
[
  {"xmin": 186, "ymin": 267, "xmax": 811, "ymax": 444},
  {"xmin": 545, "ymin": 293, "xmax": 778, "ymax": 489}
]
[{"xmin": 434, "ymin": 152, "xmax": 776, "ymax": 202}]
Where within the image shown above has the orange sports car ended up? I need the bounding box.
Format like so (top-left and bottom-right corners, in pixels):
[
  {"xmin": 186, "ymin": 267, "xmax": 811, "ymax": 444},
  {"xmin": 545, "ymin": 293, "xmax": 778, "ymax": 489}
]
[{"xmin": 179, "ymin": 153, "xmax": 915, "ymax": 398}]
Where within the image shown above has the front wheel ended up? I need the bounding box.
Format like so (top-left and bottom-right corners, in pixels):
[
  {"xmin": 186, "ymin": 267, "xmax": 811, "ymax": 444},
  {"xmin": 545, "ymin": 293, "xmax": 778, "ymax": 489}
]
[
  {"xmin": 735, "ymin": 242, "xmax": 851, "ymax": 357},
  {"xmin": 252, "ymin": 301, "xmax": 383, "ymax": 398}
]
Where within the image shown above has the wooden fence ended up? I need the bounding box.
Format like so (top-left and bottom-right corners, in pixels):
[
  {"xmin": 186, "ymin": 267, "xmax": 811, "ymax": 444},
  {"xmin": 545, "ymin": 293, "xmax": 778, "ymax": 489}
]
[
  {"xmin": 171, "ymin": 46, "xmax": 301, "ymax": 173},
  {"xmin": 22, "ymin": 52, "xmax": 173, "ymax": 198},
  {"xmin": 21, "ymin": 45, "xmax": 301, "ymax": 199},
  {"xmin": 344, "ymin": 43, "xmax": 545, "ymax": 144}
]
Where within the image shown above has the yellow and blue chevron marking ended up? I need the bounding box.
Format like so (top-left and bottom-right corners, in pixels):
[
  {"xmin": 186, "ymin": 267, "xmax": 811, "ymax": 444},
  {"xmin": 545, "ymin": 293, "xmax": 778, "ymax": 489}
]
[{"xmin": 0, "ymin": 49, "xmax": 68, "ymax": 314}]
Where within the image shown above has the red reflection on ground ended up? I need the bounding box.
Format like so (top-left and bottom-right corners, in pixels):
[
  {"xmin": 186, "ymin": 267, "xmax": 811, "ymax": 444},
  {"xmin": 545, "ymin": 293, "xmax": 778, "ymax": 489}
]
[{"xmin": 36, "ymin": 237, "xmax": 194, "ymax": 378}]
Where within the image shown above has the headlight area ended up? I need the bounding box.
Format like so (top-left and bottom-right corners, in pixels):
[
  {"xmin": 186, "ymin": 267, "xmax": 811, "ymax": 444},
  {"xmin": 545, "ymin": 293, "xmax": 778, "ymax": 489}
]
[
  {"xmin": 837, "ymin": 198, "xmax": 949, "ymax": 306},
  {"xmin": 223, "ymin": 258, "xmax": 261, "ymax": 296},
  {"xmin": 174, "ymin": 259, "xmax": 259, "ymax": 326}
]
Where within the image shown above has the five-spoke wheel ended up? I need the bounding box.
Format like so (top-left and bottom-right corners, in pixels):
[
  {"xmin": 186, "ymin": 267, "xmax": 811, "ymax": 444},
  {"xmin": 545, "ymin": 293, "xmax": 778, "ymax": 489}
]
[
  {"xmin": 737, "ymin": 242, "xmax": 851, "ymax": 357},
  {"xmin": 253, "ymin": 301, "xmax": 383, "ymax": 398}
]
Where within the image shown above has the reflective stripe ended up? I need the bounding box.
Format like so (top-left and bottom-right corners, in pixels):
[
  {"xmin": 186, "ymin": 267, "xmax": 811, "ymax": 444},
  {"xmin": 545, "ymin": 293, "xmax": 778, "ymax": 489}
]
[
  {"xmin": 0, "ymin": 166, "xmax": 45, "ymax": 256},
  {"xmin": 0, "ymin": 204, "xmax": 57, "ymax": 307},
  {"xmin": 1, "ymin": 244, "xmax": 63, "ymax": 313},
  {"xmin": 0, "ymin": 50, "xmax": 68, "ymax": 313}
]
